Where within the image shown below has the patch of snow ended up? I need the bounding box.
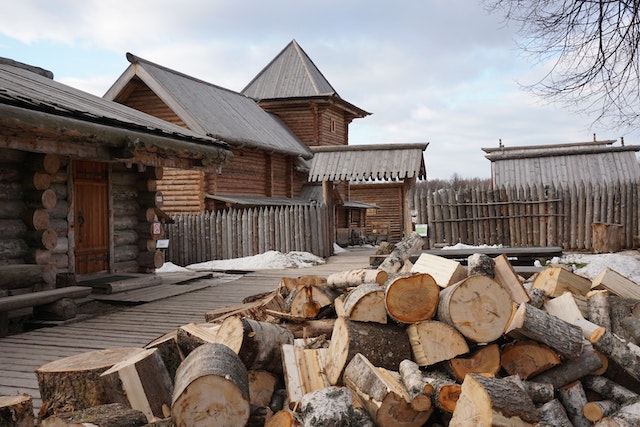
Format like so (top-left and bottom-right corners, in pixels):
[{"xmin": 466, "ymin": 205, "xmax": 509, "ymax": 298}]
[
  {"xmin": 442, "ymin": 243, "xmax": 503, "ymax": 250},
  {"xmin": 185, "ymin": 250, "xmax": 326, "ymax": 271},
  {"xmin": 155, "ymin": 262, "xmax": 191, "ymax": 273},
  {"xmin": 559, "ymin": 251, "xmax": 640, "ymax": 285},
  {"xmin": 333, "ymin": 243, "xmax": 347, "ymax": 253}
]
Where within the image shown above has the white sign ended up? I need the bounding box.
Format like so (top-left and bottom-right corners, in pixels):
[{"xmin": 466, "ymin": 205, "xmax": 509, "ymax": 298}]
[
  {"xmin": 415, "ymin": 224, "xmax": 428, "ymax": 237},
  {"xmin": 156, "ymin": 239, "xmax": 170, "ymax": 249}
]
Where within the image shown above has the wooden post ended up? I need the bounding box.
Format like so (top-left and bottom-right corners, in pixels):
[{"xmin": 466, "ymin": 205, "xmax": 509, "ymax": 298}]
[{"xmin": 322, "ymin": 180, "xmax": 335, "ymax": 253}]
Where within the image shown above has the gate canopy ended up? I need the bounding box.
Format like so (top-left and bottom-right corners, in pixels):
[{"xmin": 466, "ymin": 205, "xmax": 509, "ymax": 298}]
[{"xmin": 308, "ymin": 143, "xmax": 428, "ymax": 182}]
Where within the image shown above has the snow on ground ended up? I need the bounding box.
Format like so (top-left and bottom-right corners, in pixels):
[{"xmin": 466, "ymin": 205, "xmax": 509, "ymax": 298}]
[
  {"xmin": 172, "ymin": 250, "xmax": 326, "ymax": 272},
  {"xmin": 559, "ymin": 250, "xmax": 640, "ymax": 285}
]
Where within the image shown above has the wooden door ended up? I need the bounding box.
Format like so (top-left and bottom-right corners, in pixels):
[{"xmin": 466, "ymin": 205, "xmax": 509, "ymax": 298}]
[{"xmin": 73, "ymin": 160, "xmax": 109, "ymax": 274}]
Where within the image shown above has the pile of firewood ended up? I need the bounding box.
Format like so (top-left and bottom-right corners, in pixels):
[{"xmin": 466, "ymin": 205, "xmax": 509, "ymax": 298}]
[{"xmin": 5, "ymin": 232, "xmax": 640, "ymax": 426}]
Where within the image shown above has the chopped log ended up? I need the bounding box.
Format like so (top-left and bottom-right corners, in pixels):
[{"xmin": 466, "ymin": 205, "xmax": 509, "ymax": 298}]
[
  {"xmin": 216, "ymin": 317, "xmax": 293, "ymax": 374},
  {"xmin": 493, "ymin": 253, "xmax": 530, "ymax": 304},
  {"xmin": 410, "ymin": 253, "xmax": 467, "ymax": 288},
  {"xmin": 23, "ymin": 208, "xmax": 49, "ymax": 230},
  {"xmin": 0, "ymin": 264, "xmax": 56, "ymax": 290},
  {"xmin": 326, "ymin": 268, "xmax": 388, "ymax": 288},
  {"xmin": 592, "ymin": 223, "xmax": 623, "ymax": 253},
  {"xmin": 24, "ymin": 189, "xmax": 56, "ymax": 210},
  {"xmin": 503, "ymin": 375, "xmax": 555, "ymax": 404},
  {"xmin": 438, "ymin": 275, "xmax": 513, "ymax": 343},
  {"xmin": 584, "ymin": 400, "xmax": 621, "ymax": 423},
  {"xmin": 545, "ymin": 291, "xmax": 606, "ymax": 342},
  {"xmin": 609, "ymin": 295, "xmax": 636, "ymax": 340},
  {"xmin": 558, "ymin": 380, "xmax": 591, "ymax": 427},
  {"xmin": 35, "ymin": 347, "xmax": 146, "ymax": 418},
  {"xmin": 505, "ymin": 303, "xmax": 584, "ymax": 359},
  {"xmin": 145, "ymin": 329, "xmax": 184, "ymax": 382},
  {"xmin": 175, "ymin": 322, "xmax": 221, "ymax": 357},
  {"xmin": 249, "ymin": 370, "xmax": 278, "ymax": 408},
  {"xmin": 399, "ymin": 359, "xmax": 435, "ymax": 411},
  {"xmin": 422, "ymin": 370, "xmax": 461, "ymax": 413},
  {"xmin": 593, "ymin": 330, "xmax": 640, "ymax": 383},
  {"xmin": 532, "ymin": 265, "xmax": 592, "ymax": 296},
  {"xmin": 467, "ymin": 253, "xmax": 495, "ymax": 277},
  {"xmin": 39, "ymin": 403, "xmax": 147, "ymax": 427},
  {"xmin": 447, "ymin": 343, "xmax": 501, "ymax": 381},
  {"xmin": 0, "ymin": 394, "xmax": 34, "ymax": 427},
  {"xmin": 595, "ymin": 400, "xmax": 640, "ymax": 426},
  {"xmin": 171, "ymin": 343, "xmax": 250, "ymax": 427},
  {"xmin": 299, "ymin": 386, "xmax": 375, "ymax": 427},
  {"xmin": 527, "ymin": 286, "xmax": 548, "ymax": 309},
  {"xmin": 278, "ymin": 318, "xmax": 335, "ymax": 339},
  {"xmin": 289, "ymin": 284, "xmax": 337, "ymax": 319},
  {"xmin": 449, "ymin": 374, "xmax": 539, "ymax": 426},
  {"xmin": 281, "ymin": 344, "xmax": 329, "ymax": 407},
  {"xmin": 343, "ymin": 354, "xmax": 432, "ymax": 427},
  {"xmin": 384, "ymin": 273, "xmax": 439, "ymax": 324},
  {"xmin": 137, "ymin": 250, "xmax": 164, "ymax": 269},
  {"xmin": 407, "ymin": 320, "xmax": 469, "ymax": 367},
  {"xmin": 530, "ymin": 343, "xmax": 603, "ymax": 388},
  {"xmin": 342, "ymin": 283, "xmax": 387, "ymax": 323},
  {"xmin": 620, "ymin": 315, "xmax": 640, "ymax": 345},
  {"xmin": 101, "ymin": 348, "xmax": 173, "ymax": 422},
  {"xmin": 29, "ymin": 153, "xmax": 61, "ymax": 175},
  {"xmin": 378, "ymin": 232, "xmax": 424, "ymax": 274},
  {"xmin": 24, "ymin": 171, "xmax": 51, "ymax": 191},
  {"xmin": 587, "ymin": 289, "xmax": 612, "ymax": 330},
  {"xmin": 582, "ymin": 375, "xmax": 639, "ymax": 405},
  {"xmin": 500, "ymin": 340, "xmax": 561, "ymax": 379},
  {"xmin": 325, "ymin": 317, "xmax": 412, "ymax": 385},
  {"xmin": 266, "ymin": 409, "xmax": 302, "ymax": 427},
  {"xmin": 592, "ymin": 267, "xmax": 640, "ymax": 299},
  {"xmin": 538, "ymin": 399, "xmax": 573, "ymax": 427},
  {"xmin": 33, "ymin": 298, "xmax": 77, "ymax": 321},
  {"xmin": 204, "ymin": 290, "xmax": 285, "ymax": 323},
  {"xmin": 24, "ymin": 229, "xmax": 58, "ymax": 250}
]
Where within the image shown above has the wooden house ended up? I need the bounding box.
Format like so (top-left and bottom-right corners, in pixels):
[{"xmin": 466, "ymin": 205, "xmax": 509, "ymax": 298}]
[
  {"xmin": 482, "ymin": 138, "xmax": 640, "ymax": 188},
  {"xmin": 0, "ymin": 57, "xmax": 231, "ymax": 332},
  {"xmin": 104, "ymin": 53, "xmax": 313, "ymax": 213}
]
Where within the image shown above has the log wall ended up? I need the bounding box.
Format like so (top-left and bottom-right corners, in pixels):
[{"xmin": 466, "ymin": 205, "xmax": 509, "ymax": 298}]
[
  {"xmin": 410, "ymin": 181, "xmax": 640, "ymax": 251},
  {"xmin": 350, "ymin": 182, "xmax": 404, "ymax": 242},
  {"xmin": 156, "ymin": 167, "xmax": 204, "ymax": 214}
]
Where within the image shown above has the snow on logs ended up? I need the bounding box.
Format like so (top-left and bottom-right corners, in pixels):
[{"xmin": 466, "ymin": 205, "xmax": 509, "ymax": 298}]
[{"xmin": 29, "ymin": 233, "xmax": 640, "ymax": 426}]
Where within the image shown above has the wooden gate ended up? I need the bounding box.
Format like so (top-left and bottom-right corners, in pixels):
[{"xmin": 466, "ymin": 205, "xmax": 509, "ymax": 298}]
[{"xmin": 73, "ymin": 160, "xmax": 109, "ymax": 274}]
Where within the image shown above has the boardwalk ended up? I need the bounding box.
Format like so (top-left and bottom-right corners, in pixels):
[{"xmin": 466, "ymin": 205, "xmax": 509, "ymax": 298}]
[{"xmin": 0, "ymin": 247, "xmax": 374, "ymax": 414}]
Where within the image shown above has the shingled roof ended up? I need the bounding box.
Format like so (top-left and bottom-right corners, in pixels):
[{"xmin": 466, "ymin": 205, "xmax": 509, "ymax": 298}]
[{"xmin": 104, "ymin": 53, "xmax": 312, "ymax": 159}]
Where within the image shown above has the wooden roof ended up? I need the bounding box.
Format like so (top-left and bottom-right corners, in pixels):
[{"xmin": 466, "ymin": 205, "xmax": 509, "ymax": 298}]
[
  {"xmin": 0, "ymin": 59, "xmax": 232, "ymax": 166},
  {"xmin": 482, "ymin": 140, "xmax": 640, "ymax": 187},
  {"xmin": 104, "ymin": 53, "xmax": 312, "ymax": 159},
  {"xmin": 308, "ymin": 143, "xmax": 428, "ymax": 182},
  {"xmin": 242, "ymin": 40, "xmax": 370, "ymax": 118}
]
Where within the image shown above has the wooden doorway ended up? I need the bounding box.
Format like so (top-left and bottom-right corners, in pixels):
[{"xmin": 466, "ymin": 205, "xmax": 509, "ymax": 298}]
[{"xmin": 73, "ymin": 160, "xmax": 109, "ymax": 274}]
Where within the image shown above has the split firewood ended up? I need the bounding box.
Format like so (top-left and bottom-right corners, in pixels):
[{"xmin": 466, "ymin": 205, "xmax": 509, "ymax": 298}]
[
  {"xmin": 500, "ymin": 340, "xmax": 561, "ymax": 379},
  {"xmin": 171, "ymin": 343, "xmax": 250, "ymax": 426},
  {"xmin": 526, "ymin": 286, "xmax": 548, "ymax": 309},
  {"xmin": 288, "ymin": 284, "xmax": 338, "ymax": 318},
  {"xmin": 558, "ymin": 380, "xmax": 591, "ymax": 427},
  {"xmin": 505, "ymin": 303, "xmax": 584, "ymax": 359},
  {"xmin": 530, "ymin": 343, "xmax": 603, "ymax": 389},
  {"xmin": 587, "ymin": 289, "xmax": 612, "ymax": 330},
  {"xmin": 620, "ymin": 315, "xmax": 640, "ymax": 345},
  {"xmin": 582, "ymin": 375, "xmax": 640, "ymax": 405},
  {"xmin": 448, "ymin": 374, "xmax": 539, "ymax": 426},
  {"xmin": 467, "ymin": 253, "xmax": 495, "ymax": 277},
  {"xmin": 39, "ymin": 403, "xmax": 148, "ymax": 427},
  {"xmin": 343, "ymin": 353, "xmax": 433, "ymax": 427},
  {"xmin": 265, "ymin": 409, "xmax": 302, "ymax": 427},
  {"xmin": 398, "ymin": 359, "xmax": 435, "ymax": 411},
  {"xmin": 532, "ymin": 265, "xmax": 592, "ymax": 296},
  {"xmin": 278, "ymin": 317, "xmax": 335, "ymax": 339},
  {"xmin": 384, "ymin": 273, "xmax": 439, "ymax": 324},
  {"xmin": 591, "ymin": 267, "xmax": 640, "ymax": 300},
  {"xmin": 0, "ymin": 394, "xmax": 34, "ymax": 427},
  {"xmin": 281, "ymin": 344, "xmax": 329, "ymax": 408},
  {"xmin": 377, "ymin": 232, "xmax": 424, "ymax": 274},
  {"xmin": 299, "ymin": 386, "xmax": 375, "ymax": 427},
  {"xmin": 326, "ymin": 268, "xmax": 388, "ymax": 288},
  {"xmin": 593, "ymin": 330, "xmax": 640, "ymax": 383},
  {"xmin": 175, "ymin": 322, "xmax": 221, "ymax": 357},
  {"xmin": 595, "ymin": 400, "xmax": 640, "ymax": 426},
  {"xmin": 406, "ymin": 320, "xmax": 469, "ymax": 367},
  {"xmin": 538, "ymin": 399, "xmax": 573, "ymax": 426},
  {"xmin": 249, "ymin": 370, "xmax": 278, "ymax": 408},
  {"xmin": 324, "ymin": 317, "xmax": 412, "ymax": 385},
  {"xmin": 584, "ymin": 400, "xmax": 622, "ymax": 423},
  {"xmin": 100, "ymin": 348, "xmax": 173, "ymax": 422},
  {"xmin": 204, "ymin": 299, "xmax": 276, "ymax": 323},
  {"xmin": 342, "ymin": 283, "xmax": 387, "ymax": 323},
  {"xmin": 503, "ymin": 375, "xmax": 555, "ymax": 405},
  {"xmin": 36, "ymin": 347, "xmax": 146, "ymax": 419},
  {"xmin": 447, "ymin": 343, "xmax": 501, "ymax": 381},
  {"xmin": 422, "ymin": 371, "xmax": 462, "ymax": 413},
  {"xmin": 493, "ymin": 253, "xmax": 530, "ymax": 304},
  {"xmin": 438, "ymin": 275, "xmax": 514, "ymax": 343},
  {"xmin": 609, "ymin": 295, "xmax": 636, "ymax": 340},
  {"xmin": 144, "ymin": 329, "xmax": 184, "ymax": 382},
  {"xmin": 216, "ymin": 317, "xmax": 293, "ymax": 374},
  {"xmin": 410, "ymin": 253, "xmax": 467, "ymax": 288},
  {"xmin": 544, "ymin": 291, "xmax": 606, "ymax": 342}
]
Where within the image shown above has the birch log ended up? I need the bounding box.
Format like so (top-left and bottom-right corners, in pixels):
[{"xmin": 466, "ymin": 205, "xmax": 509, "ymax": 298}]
[
  {"xmin": 378, "ymin": 232, "xmax": 424, "ymax": 274},
  {"xmin": 326, "ymin": 268, "xmax": 388, "ymax": 288}
]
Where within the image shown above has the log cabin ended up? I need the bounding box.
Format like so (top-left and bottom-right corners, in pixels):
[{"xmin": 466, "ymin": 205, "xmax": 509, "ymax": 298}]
[{"xmin": 0, "ymin": 57, "xmax": 232, "ymax": 334}]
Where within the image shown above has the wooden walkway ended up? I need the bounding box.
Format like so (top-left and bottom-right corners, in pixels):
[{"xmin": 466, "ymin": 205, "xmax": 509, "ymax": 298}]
[{"xmin": 0, "ymin": 247, "xmax": 374, "ymax": 414}]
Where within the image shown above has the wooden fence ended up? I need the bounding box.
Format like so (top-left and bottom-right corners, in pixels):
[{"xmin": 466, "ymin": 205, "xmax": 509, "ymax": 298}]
[
  {"xmin": 410, "ymin": 181, "xmax": 640, "ymax": 251},
  {"xmin": 165, "ymin": 204, "xmax": 331, "ymax": 266}
]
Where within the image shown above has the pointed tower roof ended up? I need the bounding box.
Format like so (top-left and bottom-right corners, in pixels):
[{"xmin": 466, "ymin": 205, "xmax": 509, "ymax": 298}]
[{"xmin": 242, "ymin": 40, "xmax": 338, "ymax": 100}]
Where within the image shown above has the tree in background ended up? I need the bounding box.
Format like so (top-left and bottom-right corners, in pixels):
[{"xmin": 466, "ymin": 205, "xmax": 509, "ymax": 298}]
[{"xmin": 486, "ymin": 0, "xmax": 640, "ymax": 128}]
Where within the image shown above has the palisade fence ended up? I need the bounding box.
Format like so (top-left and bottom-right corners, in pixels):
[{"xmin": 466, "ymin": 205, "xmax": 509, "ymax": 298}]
[
  {"xmin": 410, "ymin": 181, "xmax": 640, "ymax": 251},
  {"xmin": 165, "ymin": 204, "xmax": 331, "ymax": 266}
]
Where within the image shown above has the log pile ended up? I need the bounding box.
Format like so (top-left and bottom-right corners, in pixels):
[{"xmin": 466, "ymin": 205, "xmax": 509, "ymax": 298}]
[{"xmin": 14, "ymin": 233, "xmax": 640, "ymax": 426}]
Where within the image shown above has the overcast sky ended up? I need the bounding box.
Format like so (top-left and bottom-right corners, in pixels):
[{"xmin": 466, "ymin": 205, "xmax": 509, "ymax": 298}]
[{"xmin": 1, "ymin": 0, "xmax": 638, "ymax": 179}]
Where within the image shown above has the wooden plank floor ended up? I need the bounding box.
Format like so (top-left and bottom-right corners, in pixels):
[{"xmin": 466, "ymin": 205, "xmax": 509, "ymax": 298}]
[{"xmin": 0, "ymin": 247, "xmax": 374, "ymax": 414}]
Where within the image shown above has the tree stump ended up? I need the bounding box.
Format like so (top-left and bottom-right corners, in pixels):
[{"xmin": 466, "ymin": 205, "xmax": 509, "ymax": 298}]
[
  {"xmin": 384, "ymin": 273, "xmax": 439, "ymax": 324},
  {"xmin": 0, "ymin": 394, "xmax": 34, "ymax": 427},
  {"xmin": 172, "ymin": 343, "xmax": 250, "ymax": 427}
]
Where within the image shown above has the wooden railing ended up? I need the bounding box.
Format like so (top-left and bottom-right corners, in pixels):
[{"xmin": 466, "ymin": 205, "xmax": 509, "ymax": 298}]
[
  {"xmin": 410, "ymin": 181, "xmax": 639, "ymax": 251},
  {"xmin": 165, "ymin": 204, "xmax": 331, "ymax": 266}
]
